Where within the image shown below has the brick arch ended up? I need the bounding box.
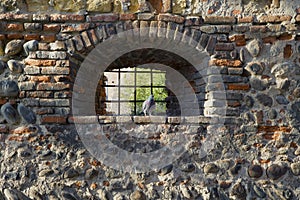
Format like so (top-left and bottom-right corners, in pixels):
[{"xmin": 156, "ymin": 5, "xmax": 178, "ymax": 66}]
[{"xmin": 65, "ymin": 18, "xmax": 240, "ymax": 119}]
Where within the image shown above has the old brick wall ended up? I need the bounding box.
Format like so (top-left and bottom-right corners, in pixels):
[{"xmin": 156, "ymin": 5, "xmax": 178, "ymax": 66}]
[{"xmin": 0, "ymin": 0, "xmax": 300, "ymax": 199}]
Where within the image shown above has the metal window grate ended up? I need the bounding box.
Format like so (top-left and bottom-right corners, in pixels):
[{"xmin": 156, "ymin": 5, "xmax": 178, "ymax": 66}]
[{"xmin": 102, "ymin": 67, "xmax": 167, "ymax": 116}]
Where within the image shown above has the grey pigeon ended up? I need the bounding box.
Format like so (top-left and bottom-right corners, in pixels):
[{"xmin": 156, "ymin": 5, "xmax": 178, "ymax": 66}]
[{"xmin": 142, "ymin": 94, "xmax": 155, "ymax": 116}]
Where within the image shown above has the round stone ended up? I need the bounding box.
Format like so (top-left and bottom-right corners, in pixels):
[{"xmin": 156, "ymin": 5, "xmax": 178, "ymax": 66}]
[
  {"xmin": 290, "ymin": 162, "xmax": 300, "ymax": 176},
  {"xmin": 204, "ymin": 163, "xmax": 219, "ymax": 174},
  {"xmin": 275, "ymin": 95, "xmax": 289, "ymax": 105},
  {"xmin": 1, "ymin": 102, "xmax": 19, "ymax": 124},
  {"xmin": 266, "ymin": 164, "xmax": 287, "ymax": 180},
  {"xmin": 5, "ymin": 39, "xmax": 24, "ymax": 56},
  {"xmin": 158, "ymin": 164, "xmax": 173, "ymax": 175},
  {"xmin": 283, "ymin": 189, "xmax": 294, "ymax": 200},
  {"xmin": 229, "ymin": 163, "xmax": 242, "ymax": 175},
  {"xmin": 268, "ymin": 109, "xmax": 277, "ymax": 119},
  {"xmin": 63, "ymin": 168, "xmax": 79, "ymax": 179},
  {"xmin": 130, "ymin": 191, "xmax": 146, "ymax": 200},
  {"xmin": 85, "ymin": 168, "xmax": 99, "ymax": 179},
  {"xmin": 256, "ymin": 94, "xmax": 273, "ymax": 107},
  {"xmin": 0, "ymin": 60, "xmax": 6, "ymax": 74},
  {"xmin": 246, "ymin": 39, "xmax": 262, "ymax": 57},
  {"xmin": 293, "ymin": 88, "xmax": 300, "ymax": 98},
  {"xmin": 23, "ymin": 40, "xmax": 38, "ymax": 55},
  {"xmin": 246, "ymin": 62, "xmax": 264, "ymax": 75},
  {"xmin": 248, "ymin": 164, "xmax": 263, "ymax": 178},
  {"xmin": 7, "ymin": 59, "xmax": 24, "ymax": 73},
  {"xmin": 0, "ymin": 80, "xmax": 19, "ymax": 97},
  {"xmin": 291, "ymin": 102, "xmax": 300, "ymax": 121},
  {"xmin": 17, "ymin": 103, "xmax": 36, "ymax": 124},
  {"xmin": 231, "ymin": 183, "xmax": 247, "ymax": 199},
  {"xmin": 181, "ymin": 163, "xmax": 195, "ymax": 172},
  {"xmin": 271, "ymin": 62, "xmax": 295, "ymax": 78},
  {"xmin": 277, "ymin": 79, "xmax": 290, "ymax": 90},
  {"xmin": 250, "ymin": 78, "xmax": 268, "ymax": 91}
]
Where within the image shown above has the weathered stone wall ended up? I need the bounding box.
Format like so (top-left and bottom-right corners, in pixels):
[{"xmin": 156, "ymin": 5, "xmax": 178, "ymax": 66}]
[{"xmin": 0, "ymin": 0, "xmax": 300, "ymax": 199}]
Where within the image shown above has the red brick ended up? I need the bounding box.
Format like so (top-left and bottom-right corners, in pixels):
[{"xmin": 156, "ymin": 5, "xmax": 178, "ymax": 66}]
[
  {"xmin": 229, "ymin": 34, "xmax": 244, "ymax": 41},
  {"xmin": 204, "ymin": 16, "xmax": 236, "ymax": 24},
  {"xmin": 6, "ymin": 23, "xmax": 24, "ymax": 31},
  {"xmin": 43, "ymin": 24, "xmax": 61, "ymax": 32},
  {"xmin": 284, "ymin": 44, "xmax": 293, "ymax": 58},
  {"xmin": 262, "ymin": 133, "xmax": 281, "ymax": 140},
  {"xmin": 30, "ymin": 76, "xmax": 51, "ymax": 82},
  {"xmin": 25, "ymin": 59, "xmax": 56, "ymax": 66},
  {"xmin": 227, "ymin": 101, "xmax": 241, "ymax": 107},
  {"xmin": 250, "ymin": 25, "xmax": 267, "ymax": 33},
  {"xmin": 232, "ymin": 10, "xmax": 241, "ymax": 15},
  {"xmin": 157, "ymin": 14, "xmax": 185, "ymax": 23},
  {"xmin": 41, "ymin": 116, "xmax": 67, "ymax": 124},
  {"xmin": 258, "ymin": 15, "xmax": 292, "ymax": 23},
  {"xmin": 0, "ymin": 34, "xmax": 5, "ymax": 40},
  {"xmin": 81, "ymin": 31, "xmax": 93, "ymax": 48},
  {"xmin": 88, "ymin": 14, "xmax": 119, "ymax": 22},
  {"xmin": 0, "ymin": 13, "xmax": 32, "ymax": 21},
  {"xmin": 229, "ymin": 34, "xmax": 246, "ymax": 46},
  {"xmin": 24, "ymin": 34, "xmax": 40, "ymax": 41},
  {"xmin": 50, "ymin": 14, "xmax": 85, "ymax": 22},
  {"xmin": 258, "ymin": 126, "xmax": 291, "ymax": 133},
  {"xmin": 263, "ymin": 36, "xmax": 277, "ymax": 44},
  {"xmin": 53, "ymin": 75, "xmax": 71, "ymax": 82},
  {"xmin": 209, "ymin": 59, "xmax": 242, "ymax": 67},
  {"xmin": 278, "ymin": 33, "xmax": 293, "ymax": 40},
  {"xmin": 26, "ymin": 91, "xmax": 53, "ymax": 98},
  {"xmin": 61, "ymin": 23, "xmax": 90, "ymax": 33},
  {"xmin": 37, "ymin": 83, "xmax": 70, "ymax": 90},
  {"xmin": 119, "ymin": 14, "xmax": 136, "ymax": 21},
  {"xmin": 10, "ymin": 126, "xmax": 38, "ymax": 134},
  {"xmin": 41, "ymin": 35, "xmax": 56, "ymax": 42},
  {"xmin": 88, "ymin": 29, "xmax": 99, "ymax": 46},
  {"xmin": 227, "ymin": 84, "xmax": 250, "ymax": 90},
  {"xmin": 238, "ymin": 16, "xmax": 253, "ymax": 23},
  {"xmin": 7, "ymin": 33, "xmax": 23, "ymax": 39}
]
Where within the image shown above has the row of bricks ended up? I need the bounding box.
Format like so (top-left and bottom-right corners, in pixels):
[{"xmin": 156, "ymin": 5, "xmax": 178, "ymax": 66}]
[
  {"xmin": 1, "ymin": 20, "xmax": 299, "ymax": 36},
  {"xmin": 65, "ymin": 22, "xmax": 297, "ymax": 58},
  {"xmin": 0, "ymin": 13, "xmax": 299, "ymax": 24},
  {"xmin": 0, "ymin": 19, "xmax": 299, "ymax": 44},
  {"xmin": 19, "ymin": 75, "xmax": 71, "ymax": 82}
]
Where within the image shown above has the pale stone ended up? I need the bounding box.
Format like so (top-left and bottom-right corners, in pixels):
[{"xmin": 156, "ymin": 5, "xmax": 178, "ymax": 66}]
[
  {"xmin": 172, "ymin": 0, "xmax": 186, "ymax": 14},
  {"xmin": 246, "ymin": 39, "xmax": 262, "ymax": 57},
  {"xmin": 5, "ymin": 40, "xmax": 24, "ymax": 56},
  {"xmin": 53, "ymin": 0, "xmax": 85, "ymax": 12},
  {"xmin": 271, "ymin": 62, "xmax": 296, "ymax": 78},
  {"xmin": 25, "ymin": 0, "xmax": 49, "ymax": 12},
  {"xmin": 113, "ymin": 0, "xmax": 122, "ymax": 13},
  {"xmin": 129, "ymin": 0, "xmax": 140, "ymax": 13},
  {"xmin": 87, "ymin": 0, "xmax": 113, "ymax": 12}
]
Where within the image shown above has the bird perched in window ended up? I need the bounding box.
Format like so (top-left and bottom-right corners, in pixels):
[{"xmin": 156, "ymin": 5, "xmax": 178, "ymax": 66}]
[{"xmin": 142, "ymin": 94, "xmax": 156, "ymax": 116}]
